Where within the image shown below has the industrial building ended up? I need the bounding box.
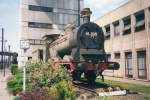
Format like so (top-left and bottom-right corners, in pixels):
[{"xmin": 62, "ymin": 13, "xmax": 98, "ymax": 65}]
[
  {"xmin": 96, "ymin": 0, "xmax": 150, "ymax": 81},
  {"xmin": 19, "ymin": 0, "xmax": 84, "ymax": 66}
]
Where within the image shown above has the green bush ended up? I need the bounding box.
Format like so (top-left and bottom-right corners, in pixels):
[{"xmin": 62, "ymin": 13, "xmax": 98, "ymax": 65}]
[
  {"xmin": 49, "ymin": 80, "xmax": 75, "ymax": 100},
  {"xmin": 26, "ymin": 62, "xmax": 75, "ymax": 99},
  {"xmin": 7, "ymin": 62, "xmax": 75, "ymax": 99},
  {"xmin": 19, "ymin": 88, "xmax": 52, "ymax": 100},
  {"xmin": 13, "ymin": 96, "xmax": 21, "ymax": 100},
  {"xmin": 7, "ymin": 74, "xmax": 23, "ymax": 95},
  {"xmin": 26, "ymin": 62, "xmax": 72, "ymax": 88},
  {"xmin": 10, "ymin": 64, "xmax": 18, "ymax": 75}
]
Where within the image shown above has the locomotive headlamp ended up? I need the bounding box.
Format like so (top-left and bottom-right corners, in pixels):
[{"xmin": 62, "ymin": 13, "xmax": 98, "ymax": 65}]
[{"xmin": 81, "ymin": 8, "xmax": 92, "ymax": 23}]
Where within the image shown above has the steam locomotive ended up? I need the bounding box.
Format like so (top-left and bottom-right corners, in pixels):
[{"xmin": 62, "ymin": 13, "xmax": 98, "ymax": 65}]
[{"xmin": 48, "ymin": 8, "xmax": 119, "ymax": 84}]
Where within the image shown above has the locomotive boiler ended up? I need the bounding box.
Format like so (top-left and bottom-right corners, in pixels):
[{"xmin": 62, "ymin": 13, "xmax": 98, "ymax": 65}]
[{"xmin": 48, "ymin": 8, "xmax": 119, "ymax": 84}]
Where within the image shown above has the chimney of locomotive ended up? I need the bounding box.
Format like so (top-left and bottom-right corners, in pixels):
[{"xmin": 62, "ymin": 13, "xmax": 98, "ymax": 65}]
[{"xmin": 81, "ymin": 8, "xmax": 92, "ymax": 23}]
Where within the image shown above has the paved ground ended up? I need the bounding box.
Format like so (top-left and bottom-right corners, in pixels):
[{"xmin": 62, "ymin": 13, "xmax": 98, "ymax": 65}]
[
  {"xmin": 0, "ymin": 69, "xmax": 12, "ymax": 100},
  {"xmin": 105, "ymin": 76, "xmax": 150, "ymax": 87}
]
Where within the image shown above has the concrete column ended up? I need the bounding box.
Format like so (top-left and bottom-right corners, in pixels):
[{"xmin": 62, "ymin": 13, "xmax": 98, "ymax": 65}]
[
  {"xmin": 120, "ymin": 19, "xmax": 124, "ymax": 36},
  {"xmin": 145, "ymin": 8, "xmax": 150, "ymax": 80},
  {"xmin": 110, "ymin": 23, "xmax": 114, "ymax": 54},
  {"xmin": 131, "ymin": 14, "xmax": 138, "ymax": 79},
  {"xmin": 148, "ymin": 8, "xmax": 150, "ymax": 81},
  {"xmin": 132, "ymin": 50, "xmax": 138, "ymax": 79},
  {"xmin": 102, "ymin": 27, "xmax": 106, "ymax": 35},
  {"xmin": 131, "ymin": 14, "xmax": 135, "ymax": 36},
  {"xmin": 109, "ymin": 23, "xmax": 114, "ymax": 76},
  {"xmin": 110, "ymin": 23, "xmax": 114, "ymax": 39},
  {"xmin": 116, "ymin": 19, "xmax": 124, "ymax": 78},
  {"xmin": 111, "ymin": 52, "xmax": 114, "ymax": 60},
  {"xmin": 121, "ymin": 51, "xmax": 125, "ymax": 78}
]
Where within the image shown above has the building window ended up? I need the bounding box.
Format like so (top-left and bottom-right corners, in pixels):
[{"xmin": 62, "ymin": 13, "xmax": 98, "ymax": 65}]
[
  {"xmin": 135, "ymin": 10, "xmax": 145, "ymax": 32},
  {"xmin": 149, "ymin": 21, "xmax": 150, "ymax": 29},
  {"xmin": 137, "ymin": 50, "xmax": 147, "ymax": 79},
  {"xmin": 113, "ymin": 21, "xmax": 120, "ymax": 36},
  {"xmin": 28, "ymin": 22, "xmax": 53, "ymax": 29},
  {"xmin": 28, "ymin": 57, "xmax": 32, "ymax": 60},
  {"xmin": 105, "ymin": 25, "xmax": 110, "ymax": 39},
  {"xmin": 29, "ymin": 5, "xmax": 53, "ymax": 12},
  {"xmin": 123, "ymin": 16, "xmax": 131, "ymax": 35},
  {"xmin": 107, "ymin": 54, "xmax": 111, "ymax": 60},
  {"xmin": 38, "ymin": 49, "xmax": 43, "ymax": 61},
  {"xmin": 28, "ymin": 39, "xmax": 45, "ymax": 45},
  {"xmin": 125, "ymin": 52, "xmax": 132, "ymax": 78},
  {"xmin": 115, "ymin": 52, "xmax": 120, "ymax": 59},
  {"xmin": 149, "ymin": 8, "xmax": 150, "ymax": 28}
]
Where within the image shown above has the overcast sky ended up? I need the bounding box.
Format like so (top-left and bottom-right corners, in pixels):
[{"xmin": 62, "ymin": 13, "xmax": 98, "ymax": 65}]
[
  {"xmin": 84, "ymin": 0, "xmax": 130, "ymax": 20},
  {"xmin": 0, "ymin": 0, "xmax": 130, "ymax": 52}
]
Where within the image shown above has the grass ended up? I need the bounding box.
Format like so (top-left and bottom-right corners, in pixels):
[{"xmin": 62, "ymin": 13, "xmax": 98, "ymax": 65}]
[
  {"xmin": 96, "ymin": 79, "xmax": 150, "ymax": 95},
  {"xmin": 96, "ymin": 79, "xmax": 150, "ymax": 100}
]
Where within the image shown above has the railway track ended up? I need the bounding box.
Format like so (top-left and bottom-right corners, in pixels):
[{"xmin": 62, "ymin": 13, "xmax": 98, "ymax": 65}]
[
  {"xmin": 73, "ymin": 83, "xmax": 98, "ymax": 100},
  {"xmin": 72, "ymin": 81, "xmax": 107, "ymax": 100},
  {"xmin": 72, "ymin": 80, "xmax": 127, "ymax": 100}
]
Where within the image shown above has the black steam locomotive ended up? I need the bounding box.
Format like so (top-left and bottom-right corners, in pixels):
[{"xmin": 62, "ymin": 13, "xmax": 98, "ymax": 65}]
[{"xmin": 49, "ymin": 8, "xmax": 119, "ymax": 84}]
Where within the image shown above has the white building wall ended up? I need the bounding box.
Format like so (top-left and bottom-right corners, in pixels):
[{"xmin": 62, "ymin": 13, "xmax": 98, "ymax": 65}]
[
  {"xmin": 19, "ymin": 0, "xmax": 84, "ymax": 67},
  {"xmin": 96, "ymin": 0, "xmax": 150, "ymax": 80}
]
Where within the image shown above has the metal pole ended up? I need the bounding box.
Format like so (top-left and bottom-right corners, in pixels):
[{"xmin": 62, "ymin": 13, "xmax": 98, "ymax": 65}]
[
  {"xmin": 23, "ymin": 63, "xmax": 26, "ymax": 92},
  {"xmin": 3, "ymin": 38, "xmax": 6, "ymax": 77},
  {"xmin": 8, "ymin": 45, "xmax": 11, "ymax": 67},
  {"xmin": 8, "ymin": 45, "xmax": 10, "ymax": 52},
  {"xmin": 23, "ymin": 49, "xmax": 26, "ymax": 92},
  {"xmin": 1, "ymin": 28, "xmax": 5, "ymax": 76},
  {"xmin": 78, "ymin": 0, "xmax": 80, "ymax": 26}
]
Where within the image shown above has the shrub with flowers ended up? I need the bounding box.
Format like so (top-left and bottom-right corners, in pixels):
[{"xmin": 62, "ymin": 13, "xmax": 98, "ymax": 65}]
[{"xmin": 7, "ymin": 62, "xmax": 75, "ymax": 100}]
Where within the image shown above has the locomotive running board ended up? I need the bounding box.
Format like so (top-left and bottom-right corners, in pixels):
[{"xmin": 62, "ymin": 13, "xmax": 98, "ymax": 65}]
[{"xmin": 71, "ymin": 48, "xmax": 104, "ymax": 55}]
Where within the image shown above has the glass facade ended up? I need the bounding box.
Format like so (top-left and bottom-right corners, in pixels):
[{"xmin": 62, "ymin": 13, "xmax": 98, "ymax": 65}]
[
  {"xmin": 135, "ymin": 10, "xmax": 145, "ymax": 32},
  {"xmin": 105, "ymin": 25, "xmax": 110, "ymax": 39},
  {"xmin": 125, "ymin": 52, "xmax": 132, "ymax": 78},
  {"xmin": 123, "ymin": 16, "xmax": 131, "ymax": 35},
  {"xmin": 102, "ymin": 9, "xmax": 146, "ymax": 39},
  {"xmin": 137, "ymin": 51, "xmax": 147, "ymax": 79},
  {"xmin": 113, "ymin": 21, "xmax": 120, "ymax": 36},
  {"xmin": 29, "ymin": 5, "xmax": 53, "ymax": 12},
  {"xmin": 107, "ymin": 54, "xmax": 111, "ymax": 61},
  {"xmin": 28, "ymin": 22, "xmax": 53, "ymax": 29},
  {"xmin": 115, "ymin": 53, "xmax": 120, "ymax": 59},
  {"xmin": 38, "ymin": 49, "xmax": 43, "ymax": 60}
]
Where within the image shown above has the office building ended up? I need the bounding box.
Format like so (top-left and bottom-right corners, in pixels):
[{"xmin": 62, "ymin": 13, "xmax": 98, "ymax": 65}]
[
  {"xmin": 96, "ymin": 0, "xmax": 150, "ymax": 81},
  {"xmin": 19, "ymin": 0, "xmax": 84, "ymax": 65}
]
